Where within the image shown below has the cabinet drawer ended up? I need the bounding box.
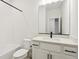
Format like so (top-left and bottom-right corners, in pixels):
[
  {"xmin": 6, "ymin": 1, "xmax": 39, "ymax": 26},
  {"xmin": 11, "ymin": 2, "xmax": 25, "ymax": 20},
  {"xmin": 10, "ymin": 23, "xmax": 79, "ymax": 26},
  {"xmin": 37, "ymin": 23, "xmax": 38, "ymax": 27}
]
[
  {"xmin": 64, "ymin": 46, "xmax": 78, "ymax": 56},
  {"xmin": 32, "ymin": 41, "xmax": 40, "ymax": 48},
  {"xmin": 40, "ymin": 42, "xmax": 61, "ymax": 52}
]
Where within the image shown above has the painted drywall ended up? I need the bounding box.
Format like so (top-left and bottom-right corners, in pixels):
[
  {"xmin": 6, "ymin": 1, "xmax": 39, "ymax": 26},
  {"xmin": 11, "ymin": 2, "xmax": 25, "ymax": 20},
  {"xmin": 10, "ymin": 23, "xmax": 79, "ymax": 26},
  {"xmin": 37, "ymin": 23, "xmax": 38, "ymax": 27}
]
[
  {"xmin": 0, "ymin": 1, "xmax": 14, "ymax": 44},
  {"xmin": 11, "ymin": 0, "xmax": 40, "ymax": 44},
  {"xmin": 70, "ymin": 0, "xmax": 78, "ymax": 39},
  {"xmin": 0, "ymin": 0, "xmax": 40, "ymax": 44}
]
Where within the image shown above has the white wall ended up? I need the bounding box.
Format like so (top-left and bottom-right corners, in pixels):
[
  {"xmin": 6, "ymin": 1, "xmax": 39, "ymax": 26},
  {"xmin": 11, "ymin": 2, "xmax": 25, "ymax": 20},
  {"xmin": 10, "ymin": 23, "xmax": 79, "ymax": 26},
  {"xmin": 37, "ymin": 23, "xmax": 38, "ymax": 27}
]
[
  {"xmin": 70, "ymin": 0, "xmax": 78, "ymax": 39},
  {"xmin": 0, "ymin": 0, "xmax": 40, "ymax": 44},
  {"xmin": 0, "ymin": 1, "xmax": 14, "ymax": 44}
]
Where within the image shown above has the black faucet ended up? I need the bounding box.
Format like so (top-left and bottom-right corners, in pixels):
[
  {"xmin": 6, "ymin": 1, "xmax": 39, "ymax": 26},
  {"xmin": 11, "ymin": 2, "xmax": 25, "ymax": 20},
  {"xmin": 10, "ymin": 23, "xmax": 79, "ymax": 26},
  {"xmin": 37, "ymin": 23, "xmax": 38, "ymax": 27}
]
[{"xmin": 50, "ymin": 32, "xmax": 53, "ymax": 38}]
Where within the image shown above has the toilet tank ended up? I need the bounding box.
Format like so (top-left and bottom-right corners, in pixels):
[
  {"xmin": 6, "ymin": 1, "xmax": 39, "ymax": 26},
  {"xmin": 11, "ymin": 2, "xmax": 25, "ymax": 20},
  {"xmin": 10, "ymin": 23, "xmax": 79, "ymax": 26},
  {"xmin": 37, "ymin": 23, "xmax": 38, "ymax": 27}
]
[{"xmin": 23, "ymin": 39, "xmax": 31, "ymax": 49}]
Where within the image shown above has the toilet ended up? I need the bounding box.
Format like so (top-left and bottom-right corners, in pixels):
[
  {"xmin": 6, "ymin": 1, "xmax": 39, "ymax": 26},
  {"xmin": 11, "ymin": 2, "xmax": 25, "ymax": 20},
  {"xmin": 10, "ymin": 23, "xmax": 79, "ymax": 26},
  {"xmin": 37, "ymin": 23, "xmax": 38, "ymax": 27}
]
[{"xmin": 13, "ymin": 39, "xmax": 31, "ymax": 59}]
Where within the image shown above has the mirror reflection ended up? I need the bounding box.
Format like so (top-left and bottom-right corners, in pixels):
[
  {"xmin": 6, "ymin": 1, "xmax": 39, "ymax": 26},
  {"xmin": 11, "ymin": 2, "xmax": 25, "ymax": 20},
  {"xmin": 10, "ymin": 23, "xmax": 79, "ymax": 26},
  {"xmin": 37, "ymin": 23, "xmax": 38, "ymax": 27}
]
[{"xmin": 38, "ymin": 0, "xmax": 70, "ymax": 35}]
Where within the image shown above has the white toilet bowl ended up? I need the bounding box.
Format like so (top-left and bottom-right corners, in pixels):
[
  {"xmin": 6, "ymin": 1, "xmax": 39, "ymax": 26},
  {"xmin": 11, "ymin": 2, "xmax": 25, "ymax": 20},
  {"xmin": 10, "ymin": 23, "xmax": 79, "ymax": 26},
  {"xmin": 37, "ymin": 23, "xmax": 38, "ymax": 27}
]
[
  {"xmin": 13, "ymin": 49, "xmax": 29, "ymax": 59},
  {"xmin": 13, "ymin": 39, "xmax": 31, "ymax": 59}
]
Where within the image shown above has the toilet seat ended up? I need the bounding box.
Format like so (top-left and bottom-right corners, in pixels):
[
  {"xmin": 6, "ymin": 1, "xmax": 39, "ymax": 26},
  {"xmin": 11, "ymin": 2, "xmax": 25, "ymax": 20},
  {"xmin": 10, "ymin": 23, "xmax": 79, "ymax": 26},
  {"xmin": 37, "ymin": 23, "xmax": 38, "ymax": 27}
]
[{"xmin": 13, "ymin": 49, "xmax": 28, "ymax": 58}]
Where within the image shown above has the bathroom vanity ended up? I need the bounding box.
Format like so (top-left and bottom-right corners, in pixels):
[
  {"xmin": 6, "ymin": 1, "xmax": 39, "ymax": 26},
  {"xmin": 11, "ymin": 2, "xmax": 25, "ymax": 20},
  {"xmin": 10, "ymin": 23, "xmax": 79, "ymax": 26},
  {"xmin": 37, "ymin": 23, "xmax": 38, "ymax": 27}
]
[
  {"xmin": 34, "ymin": 0, "xmax": 78, "ymax": 59},
  {"xmin": 32, "ymin": 34, "xmax": 78, "ymax": 59}
]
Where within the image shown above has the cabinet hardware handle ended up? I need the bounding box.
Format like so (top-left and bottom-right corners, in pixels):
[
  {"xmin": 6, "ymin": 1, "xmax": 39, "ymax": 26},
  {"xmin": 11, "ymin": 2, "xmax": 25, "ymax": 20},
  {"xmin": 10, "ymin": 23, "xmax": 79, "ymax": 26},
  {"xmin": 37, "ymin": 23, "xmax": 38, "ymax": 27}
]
[
  {"xmin": 32, "ymin": 44, "xmax": 39, "ymax": 46},
  {"xmin": 47, "ymin": 54, "xmax": 49, "ymax": 59},
  {"xmin": 65, "ymin": 50, "xmax": 76, "ymax": 53},
  {"xmin": 50, "ymin": 54, "xmax": 52, "ymax": 59}
]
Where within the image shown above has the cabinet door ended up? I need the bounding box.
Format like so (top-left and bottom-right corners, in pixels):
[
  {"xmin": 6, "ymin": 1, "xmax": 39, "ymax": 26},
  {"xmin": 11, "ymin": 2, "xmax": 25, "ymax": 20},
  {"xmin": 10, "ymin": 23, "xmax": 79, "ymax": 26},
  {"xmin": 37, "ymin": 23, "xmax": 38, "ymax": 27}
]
[
  {"xmin": 50, "ymin": 53, "xmax": 62, "ymax": 59},
  {"xmin": 50, "ymin": 53, "xmax": 77, "ymax": 59},
  {"xmin": 62, "ymin": 54, "xmax": 77, "ymax": 59},
  {"xmin": 32, "ymin": 47, "xmax": 41, "ymax": 59},
  {"xmin": 32, "ymin": 47, "xmax": 49, "ymax": 59},
  {"xmin": 40, "ymin": 50, "xmax": 50, "ymax": 59}
]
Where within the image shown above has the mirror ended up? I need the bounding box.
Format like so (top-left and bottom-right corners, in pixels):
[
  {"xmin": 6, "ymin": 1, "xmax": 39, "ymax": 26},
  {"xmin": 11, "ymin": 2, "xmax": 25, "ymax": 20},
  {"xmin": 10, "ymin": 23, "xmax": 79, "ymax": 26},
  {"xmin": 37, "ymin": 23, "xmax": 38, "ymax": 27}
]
[{"xmin": 38, "ymin": 0, "xmax": 70, "ymax": 35}]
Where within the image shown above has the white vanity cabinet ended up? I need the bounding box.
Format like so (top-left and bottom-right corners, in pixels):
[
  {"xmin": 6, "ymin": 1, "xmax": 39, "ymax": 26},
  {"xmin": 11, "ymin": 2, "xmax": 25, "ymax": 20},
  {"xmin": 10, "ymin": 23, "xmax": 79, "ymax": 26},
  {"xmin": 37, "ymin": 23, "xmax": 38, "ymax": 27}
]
[
  {"xmin": 62, "ymin": 54, "xmax": 77, "ymax": 59},
  {"xmin": 50, "ymin": 52, "xmax": 62, "ymax": 59},
  {"xmin": 32, "ymin": 41, "xmax": 41, "ymax": 59},
  {"xmin": 32, "ymin": 41, "xmax": 78, "ymax": 59},
  {"xmin": 62, "ymin": 46, "xmax": 78, "ymax": 59},
  {"xmin": 32, "ymin": 47, "xmax": 50, "ymax": 59}
]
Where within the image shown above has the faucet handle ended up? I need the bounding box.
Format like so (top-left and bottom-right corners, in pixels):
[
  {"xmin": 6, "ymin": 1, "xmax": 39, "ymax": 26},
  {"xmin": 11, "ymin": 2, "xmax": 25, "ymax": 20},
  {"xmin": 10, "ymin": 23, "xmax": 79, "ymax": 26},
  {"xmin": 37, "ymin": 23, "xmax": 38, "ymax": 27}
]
[
  {"xmin": 50, "ymin": 32, "xmax": 53, "ymax": 38},
  {"xmin": 50, "ymin": 32, "xmax": 53, "ymax": 34}
]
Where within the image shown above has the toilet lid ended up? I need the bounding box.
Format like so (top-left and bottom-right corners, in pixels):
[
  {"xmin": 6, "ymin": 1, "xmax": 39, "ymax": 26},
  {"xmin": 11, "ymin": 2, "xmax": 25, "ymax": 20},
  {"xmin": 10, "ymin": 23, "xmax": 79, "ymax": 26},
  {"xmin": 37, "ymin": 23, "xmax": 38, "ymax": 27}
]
[{"xmin": 13, "ymin": 49, "xmax": 28, "ymax": 57}]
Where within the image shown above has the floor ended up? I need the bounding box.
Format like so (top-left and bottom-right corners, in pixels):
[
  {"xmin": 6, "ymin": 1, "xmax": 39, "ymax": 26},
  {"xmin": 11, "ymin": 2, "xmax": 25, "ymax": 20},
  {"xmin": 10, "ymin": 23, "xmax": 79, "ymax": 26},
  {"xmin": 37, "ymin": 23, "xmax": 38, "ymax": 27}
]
[
  {"xmin": 24, "ymin": 49, "xmax": 32, "ymax": 59},
  {"xmin": 24, "ymin": 56, "xmax": 32, "ymax": 59}
]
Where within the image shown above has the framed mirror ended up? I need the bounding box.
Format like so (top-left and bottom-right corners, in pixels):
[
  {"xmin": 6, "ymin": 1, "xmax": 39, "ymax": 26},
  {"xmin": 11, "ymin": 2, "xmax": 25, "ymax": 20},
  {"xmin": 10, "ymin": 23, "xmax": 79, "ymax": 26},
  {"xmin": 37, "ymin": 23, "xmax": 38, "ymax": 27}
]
[{"xmin": 38, "ymin": 0, "xmax": 70, "ymax": 35}]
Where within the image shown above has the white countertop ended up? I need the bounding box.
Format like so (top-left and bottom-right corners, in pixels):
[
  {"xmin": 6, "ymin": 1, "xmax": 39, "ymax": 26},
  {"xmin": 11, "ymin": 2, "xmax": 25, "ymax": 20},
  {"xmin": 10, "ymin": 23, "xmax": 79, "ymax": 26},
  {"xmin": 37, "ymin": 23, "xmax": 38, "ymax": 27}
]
[{"xmin": 32, "ymin": 34, "xmax": 78, "ymax": 46}]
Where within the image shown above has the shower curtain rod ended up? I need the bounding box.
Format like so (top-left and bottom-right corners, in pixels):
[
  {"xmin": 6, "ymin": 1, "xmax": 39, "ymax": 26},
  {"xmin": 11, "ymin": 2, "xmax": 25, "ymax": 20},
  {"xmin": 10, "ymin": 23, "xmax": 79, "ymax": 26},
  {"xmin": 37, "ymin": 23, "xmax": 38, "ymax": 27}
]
[{"xmin": 1, "ymin": 0, "xmax": 23, "ymax": 12}]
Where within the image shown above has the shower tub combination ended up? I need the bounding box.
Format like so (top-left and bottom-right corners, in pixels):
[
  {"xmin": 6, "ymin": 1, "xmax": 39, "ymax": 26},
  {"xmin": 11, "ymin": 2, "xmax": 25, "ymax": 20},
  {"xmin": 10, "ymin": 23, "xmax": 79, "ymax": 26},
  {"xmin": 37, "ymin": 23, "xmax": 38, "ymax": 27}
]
[{"xmin": 0, "ymin": 44, "xmax": 21, "ymax": 59}]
